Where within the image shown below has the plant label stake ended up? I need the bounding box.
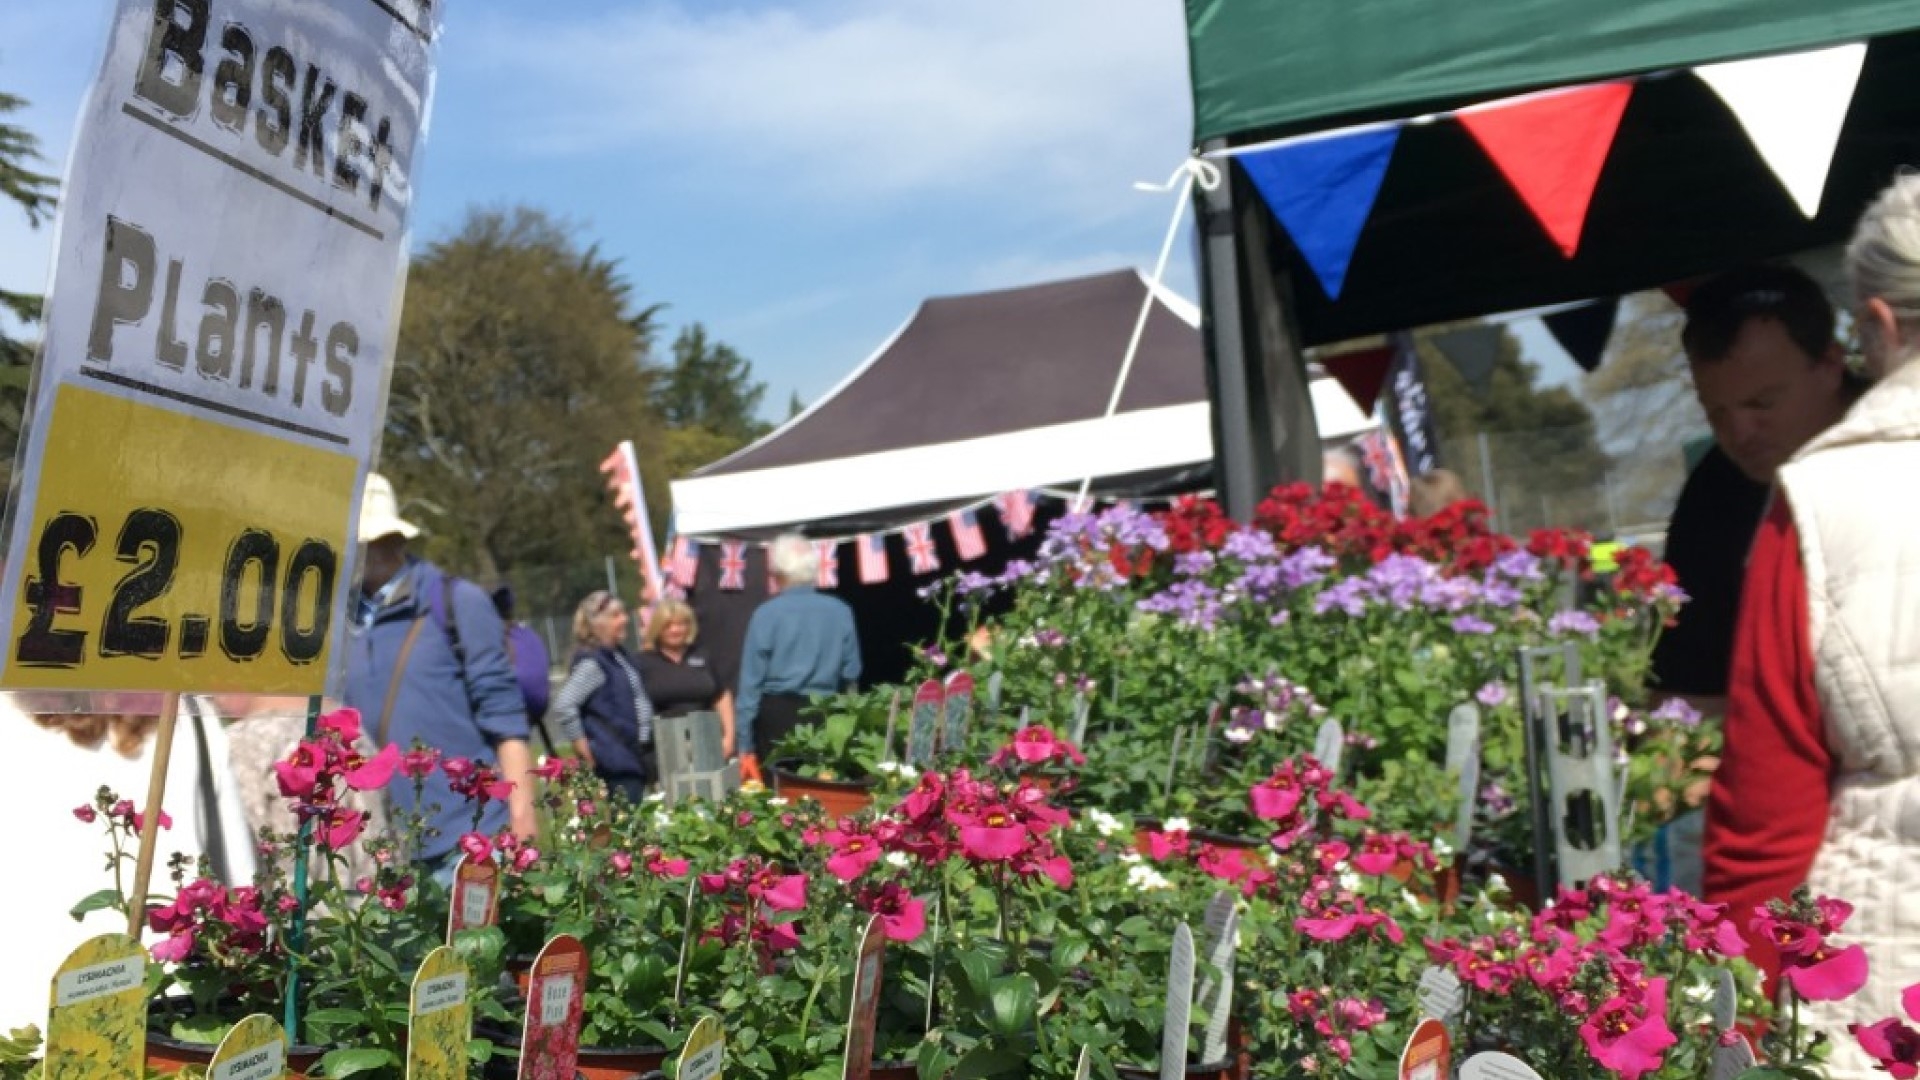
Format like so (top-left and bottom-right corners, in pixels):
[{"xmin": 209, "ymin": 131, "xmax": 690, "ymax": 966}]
[
  {"xmin": 674, "ymin": 873, "xmax": 699, "ymax": 1008},
  {"xmin": 881, "ymin": 689, "xmax": 901, "ymax": 764},
  {"xmin": 209, "ymin": 1015, "xmax": 289, "ymax": 1080},
  {"xmin": 1315, "ymin": 718, "xmax": 1345, "ymax": 777},
  {"xmin": 1708, "ymin": 1033, "xmax": 1757, "ymax": 1080},
  {"xmin": 406, "ymin": 947, "xmax": 472, "ymax": 1080},
  {"xmin": 1198, "ymin": 701, "xmax": 1224, "ymax": 773},
  {"xmin": 1160, "ymin": 923, "xmax": 1196, "ymax": 1080},
  {"xmin": 447, "ymin": 853, "xmax": 501, "ymax": 942},
  {"xmin": 1445, "ymin": 704, "xmax": 1482, "ymax": 853},
  {"xmin": 1069, "ymin": 692, "xmax": 1090, "ymax": 747},
  {"xmin": 1458, "ymin": 1052, "xmax": 1545, "ymax": 1080},
  {"xmin": 1710, "ymin": 969, "xmax": 1736, "ymax": 1032},
  {"xmin": 127, "ymin": 693, "xmax": 183, "ymax": 937},
  {"xmin": 677, "ymin": 1016, "xmax": 725, "ymax": 1080},
  {"xmin": 1198, "ymin": 892, "xmax": 1239, "ymax": 1064},
  {"xmin": 841, "ymin": 915, "xmax": 886, "ymax": 1080},
  {"xmin": 907, "ymin": 678, "xmax": 943, "ymax": 766},
  {"xmin": 1518, "ymin": 644, "xmax": 1581, "ymax": 900},
  {"xmin": 1398, "ymin": 1017, "xmax": 1451, "ymax": 1080},
  {"xmin": 519, "ymin": 934, "xmax": 588, "ymax": 1080},
  {"xmin": 1163, "ymin": 727, "xmax": 1186, "ymax": 800},
  {"xmin": 1416, "ymin": 966, "xmax": 1465, "ymax": 1023},
  {"xmin": 1542, "ymin": 682, "xmax": 1623, "ymax": 889},
  {"xmin": 924, "ymin": 892, "xmax": 943, "ymax": 1034},
  {"xmin": 45, "ymin": 934, "xmax": 147, "ymax": 1080},
  {"xmin": 1075, "ymin": 1047, "xmax": 1093, "ymax": 1080},
  {"xmin": 986, "ymin": 670, "xmax": 1004, "ymax": 721},
  {"xmin": 941, "ymin": 670, "xmax": 975, "ymax": 755}
]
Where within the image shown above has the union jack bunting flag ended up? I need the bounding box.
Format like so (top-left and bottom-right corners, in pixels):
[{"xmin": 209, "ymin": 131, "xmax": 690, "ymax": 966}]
[
  {"xmin": 995, "ymin": 490, "xmax": 1036, "ymax": 538},
  {"xmin": 948, "ymin": 509, "xmax": 987, "ymax": 562},
  {"xmin": 671, "ymin": 538, "xmax": 700, "ymax": 589},
  {"xmin": 815, "ymin": 541, "xmax": 840, "ymax": 589},
  {"xmin": 857, "ymin": 534, "xmax": 889, "ymax": 585},
  {"xmin": 904, "ymin": 522, "xmax": 940, "ymax": 575},
  {"xmin": 719, "ymin": 540, "xmax": 748, "ymax": 591}
]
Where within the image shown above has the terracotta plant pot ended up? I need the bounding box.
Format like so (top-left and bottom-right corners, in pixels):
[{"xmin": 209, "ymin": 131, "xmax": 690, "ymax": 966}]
[
  {"xmin": 1115, "ymin": 1058, "xmax": 1238, "ymax": 1080},
  {"xmin": 771, "ymin": 758, "xmax": 877, "ymax": 818},
  {"xmin": 868, "ymin": 1062, "xmax": 918, "ymax": 1080},
  {"xmin": 1388, "ymin": 858, "xmax": 1464, "ymax": 908},
  {"xmin": 480, "ymin": 1017, "xmax": 668, "ymax": 1080},
  {"xmin": 145, "ymin": 1004, "xmax": 332, "ymax": 1079}
]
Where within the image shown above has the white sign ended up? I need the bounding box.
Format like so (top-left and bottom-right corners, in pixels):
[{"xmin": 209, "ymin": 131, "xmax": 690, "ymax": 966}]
[
  {"xmin": 0, "ymin": 0, "xmax": 442, "ymax": 693},
  {"xmin": 460, "ymin": 882, "xmax": 492, "ymax": 930},
  {"xmin": 1315, "ymin": 718, "xmax": 1345, "ymax": 774},
  {"xmin": 1460, "ymin": 1052, "xmax": 1545, "ymax": 1080},
  {"xmin": 414, "ymin": 972, "xmax": 468, "ymax": 1016},
  {"xmin": 1198, "ymin": 892, "xmax": 1239, "ymax": 1063},
  {"xmin": 54, "ymin": 955, "xmax": 145, "ymax": 1006},
  {"xmin": 1708, "ymin": 1033, "xmax": 1757, "ymax": 1080},
  {"xmin": 539, "ymin": 974, "xmax": 575, "ymax": 1027},
  {"xmin": 1417, "ymin": 965, "xmax": 1465, "ymax": 1022},
  {"xmin": 1161, "ymin": 923, "xmax": 1195, "ymax": 1080}
]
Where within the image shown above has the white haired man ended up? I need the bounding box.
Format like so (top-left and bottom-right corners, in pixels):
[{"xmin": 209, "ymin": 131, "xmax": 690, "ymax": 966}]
[
  {"xmin": 734, "ymin": 534, "xmax": 862, "ymax": 782},
  {"xmin": 1705, "ymin": 173, "xmax": 1920, "ymax": 1077}
]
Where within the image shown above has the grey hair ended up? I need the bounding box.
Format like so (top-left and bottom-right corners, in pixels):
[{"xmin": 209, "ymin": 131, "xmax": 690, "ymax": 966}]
[
  {"xmin": 1848, "ymin": 172, "xmax": 1920, "ymax": 341},
  {"xmin": 768, "ymin": 533, "xmax": 818, "ymax": 587}
]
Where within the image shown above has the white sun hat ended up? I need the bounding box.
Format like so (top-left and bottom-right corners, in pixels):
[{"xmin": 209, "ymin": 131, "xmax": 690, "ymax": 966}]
[{"xmin": 357, "ymin": 472, "xmax": 421, "ymax": 543}]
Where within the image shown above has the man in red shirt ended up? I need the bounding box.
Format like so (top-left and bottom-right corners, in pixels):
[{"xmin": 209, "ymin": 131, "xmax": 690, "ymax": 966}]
[{"xmin": 1706, "ymin": 175, "xmax": 1920, "ymax": 1075}]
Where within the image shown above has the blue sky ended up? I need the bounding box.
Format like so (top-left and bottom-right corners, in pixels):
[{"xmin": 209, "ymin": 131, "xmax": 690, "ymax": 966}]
[{"xmin": 1, "ymin": 2, "xmax": 1592, "ymax": 424}]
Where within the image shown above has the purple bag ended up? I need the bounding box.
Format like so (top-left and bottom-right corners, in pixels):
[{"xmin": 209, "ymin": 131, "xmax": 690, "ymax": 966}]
[{"xmin": 504, "ymin": 623, "xmax": 551, "ymax": 719}]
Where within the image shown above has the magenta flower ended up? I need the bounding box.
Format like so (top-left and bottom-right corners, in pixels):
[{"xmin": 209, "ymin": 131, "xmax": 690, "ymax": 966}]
[
  {"xmin": 610, "ymin": 851, "xmax": 634, "ymax": 878},
  {"xmin": 1250, "ymin": 772, "xmax": 1304, "ymax": 820},
  {"xmin": 959, "ymin": 806, "xmax": 1029, "ymax": 862},
  {"xmin": 458, "ymin": 831, "xmax": 493, "ymax": 863},
  {"xmin": 317, "ymin": 708, "xmax": 363, "ymax": 743},
  {"xmin": 133, "ymin": 808, "xmax": 173, "ymax": 832},
  {"xmin": 1295, "ymin": 911, "xmax": 1361, "ymax": 943},
  {"xmin": 753, "ymin": 872, "xmax": 809, "ymax": 912},
  {"xmin": 344, "ymin": 743, "xmax": 401, "ymax": 791},
  {"xmin": 400, "ymin": 747, "xmax": 441, "ymax": 780},
  {"xmin": 149, "ymin": 930, "xmax": 195, "ymax": 963},
  {"xmin": 512, "ymin": 847, "xmax": 540, "ymax": 872},
  {"xmin": 1351, "ymin": 833, "xmax": 1399, "ymax": 876},
  {"xmin": 73, "ymin": 804, "xmax": 97, "ymax": 823},
  {"xmin": 1853, "ymin": 984, "xmax": 1920, "ymax": 1079},
  {"xmin": 1784, "ymin": 943, "xmax": 1869, "ymax": 1002},
  {"xmin": 1579, "ymin": 978, "xmax": 1677, "ymax": 1080},
  {"xmin": 860, "ymin": 883, "xmax": 927, "ymax": 942},
  {"xmin": 1032, "ymin": 854, "xmax": 1074, "ymax": 889},
  {"xmin": 824, "ymin": 828, "xmax": 883, "ymax": 882},
  {"xmin": 648, "ymin": 853, "xmax": 691, "ymax": 878},
  {"xmin": 274, "ymin": 747, "xmax": 323, "ymax": 799},
  {"xmin": 1144, "ymin": 829, "xmax": 1189, "ymax": 861}
]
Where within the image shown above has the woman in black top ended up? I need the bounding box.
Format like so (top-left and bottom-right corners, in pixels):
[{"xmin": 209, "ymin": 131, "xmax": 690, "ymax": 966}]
[{"xmin": 637, "ymin": 599, "xmax": 738, "ymax": 761}]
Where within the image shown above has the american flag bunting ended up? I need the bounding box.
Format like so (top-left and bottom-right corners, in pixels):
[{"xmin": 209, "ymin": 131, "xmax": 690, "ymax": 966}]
[
  {"xmin": 671, "ymin": 538, "xmax": 700, "ymax": 589},
  {"xmin": 719, "ymin": 540, "xmax": 748, "ymax": 591},
  {"xmin": 904, "ymin": 522, "xmax": 940, "ymax": 575},
  {"xmin": 857, "ymin": 534, "xmax": 889, "ymax": 584},
  {"xmin": 948, "ymin": 509, "xmax": 987, "ymax": 562}
]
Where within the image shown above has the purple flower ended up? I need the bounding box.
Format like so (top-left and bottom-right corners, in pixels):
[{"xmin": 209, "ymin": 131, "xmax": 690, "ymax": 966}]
[
  {"xmin": 1491, "ymin": 550, "xmax": 1545, "ymax": 582},
  {"xmin": 1480, "ymin": 781, "xmax": 1516, "ymax": 815},
  {"xmin": 1451, "ymin": 615, "xmax": 1496, "ymax": 635},
  {"xmin": 1312, "ymin": 578, "xmax": 1373, "ymax": 618},
  {"xmin": 953, "ymin": 571, "xmax": 995, "ymax": 595},
  {"xmin": 1650, "ymin": 698, "xmax": 1703, "ymax": 727},
  {"xmin": 1478, "ymin": 580, "xmax": 1525, "ymax": 608},
  {"xmin": 1031, "ymin": 628, "xmax": 1066, "ymax": 648},
  {"xmin": 1366, "ymin": 555, "xmax": 1439, "ymax": 610},
  {"xmin": 1277, "ymin": 547, "xmax": 1336, "ymax": 590},
  {"xmin": 1137, "ymin": 579, "xmax": 1224, "ymax": 630},
  {"xmin": 1173, "ymin": 551, "xmax": 1216, "ymax": 577},
  {"xmin": 1548, "ymin": 610, "xmax": 1602, "ymax": 637},
  {"xmin": 1421, "ymin": 576, "xmax": 1481, "ymax": 612},
  {"xmin": 1268, "ymin": 610, "xmax": 1291, "ymax": 628},
  {"xmin": 1475, "ymin": 682, "xmax": 1509, "ymax": 708},
  {"xmin": 1221, "ymin": 528, "xmax": 1277, "ymax": 562}
]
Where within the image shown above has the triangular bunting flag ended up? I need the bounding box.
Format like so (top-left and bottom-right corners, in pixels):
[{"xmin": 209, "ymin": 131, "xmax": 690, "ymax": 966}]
[
  {"xmin": 1543, "ymin": 299, "xmax": 1620, "ymax": 373},
  {"xmin": 1238, "ymin": 124, "xmax": 1401, "ymax": 300},
  {"xmin": 1321, "ymin": 345, "xmax": 1395, "ymax": 414},
  {"xmin": 1432, "ymin": 325, "xmax": 1503, "ymax": 392},
  {"xmin": 1457, "ymin": 82, "xmax": 1634, "ymax": 257},
  {"xmin": 1694, "ymin": 43, "xmax": 1866, "ymax": 219}
]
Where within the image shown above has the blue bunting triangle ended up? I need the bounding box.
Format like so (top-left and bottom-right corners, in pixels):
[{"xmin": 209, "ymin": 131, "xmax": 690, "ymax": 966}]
[{"xmin": 1238, "ymin": 125, "xmax": 1401, "ymax": 301}]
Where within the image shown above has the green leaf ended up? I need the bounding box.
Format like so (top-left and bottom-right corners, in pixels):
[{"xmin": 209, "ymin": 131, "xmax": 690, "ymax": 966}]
[
  {"xmin": 300, "ymin": 1010, "xmax": 366, "ymax": 1027},
  {"xmin": 987, "ymin": 974, "xmax": 1039, "ymax": 1037},
  {"xmin": 68, "ymin": 889, "xmax": 122, "ymax": 920},
  {"xmin": 951, "ymin": 1043, "xmax": 1032, "ymax": 1080},
  {"xmin": 318, "ymin": 1048, "xmax": 397, "ymax": 1079}
]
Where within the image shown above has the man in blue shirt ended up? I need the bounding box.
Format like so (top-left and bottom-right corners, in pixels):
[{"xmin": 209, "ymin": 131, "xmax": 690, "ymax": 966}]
[
  {"xmin": 736, "ymin": 534, "xmax": 862, "ymax": 780},
  {"xmin": 344, "ymin": 474, "xmax": 536, "ymax": 877}
]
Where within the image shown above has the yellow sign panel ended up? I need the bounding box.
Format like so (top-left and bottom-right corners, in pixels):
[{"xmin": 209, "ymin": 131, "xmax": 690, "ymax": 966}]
[
  {"xmin": 406, "ymin": 947, "xmax": 471, "ymax": 1080},
  {"xmin": 5, "ymin": 384, "xmax": 356, "ymax": 692},
  {"xmin": 209, "ymin": 1015, "xmax": 289, "ymax": 1080},
  {"xmin": 45, "ymin": 934, "xmax": 148, "ymax": 1080},
  {"xmin": 678, "ymin": 1015, "xmax": 725, "ymax": 1080}
]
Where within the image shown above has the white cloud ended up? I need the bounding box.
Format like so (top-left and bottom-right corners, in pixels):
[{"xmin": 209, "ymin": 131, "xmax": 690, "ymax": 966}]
[{"xmin": 459, "ymin": 0, "xmax": 1193, "ymax": 220}]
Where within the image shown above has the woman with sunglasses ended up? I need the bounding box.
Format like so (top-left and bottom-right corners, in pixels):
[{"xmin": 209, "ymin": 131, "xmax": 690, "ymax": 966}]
[{"xmin": 549, "ymin": 590, "xmax": 656, "ymax": 804}]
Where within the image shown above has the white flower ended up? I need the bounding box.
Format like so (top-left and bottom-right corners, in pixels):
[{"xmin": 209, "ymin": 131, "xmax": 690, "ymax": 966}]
[
  {"xmin": 565, "ymin": 816, "xmax": 582, "ymax": 830},
  {"xmin": 767, "ymin": 797, "xmax": 790, "ymax": 807},
  {"xmin": 1119, "ymin": 851, "xmax": 1143, "ymax": 866},
  {"xmin": 1263, "ymin": 710, "xmax": 1285, "ymax": 732},
  {"xmin": 1127, "ymin": 864, "xmax": 1173, "ymax": 891},
  {"xmin": 1430, "ymin": 835, "xmax": 1455, "ymax": 859},
  {"xmin": 653, "ymin": 812, "xmax": 672, "ymax": 829},
  {"xmin": 884, "ymin": 851, "xmax": 912, "ymax": 870},
  {"xmin": 645, "ymin": 791, "xmax": 667, "ymax": 803},
  {"xmin": 1163, "ymin": 816, "xmax": 1193, "ymax": 833},
  {"xmin": 1339, "ymin": 870, "xmax": 1362, "ymax": 892},
  {"xmin": 1086, "ymin": 809, "xmax": 1127, "ymax": 838},
  {"xmin": 876, "ymin": 761, "xmax": 920, "ymax": 779},
  {"xmin": 1224, "ymin": 725, "xmax": 1255, "ymax": 745}
]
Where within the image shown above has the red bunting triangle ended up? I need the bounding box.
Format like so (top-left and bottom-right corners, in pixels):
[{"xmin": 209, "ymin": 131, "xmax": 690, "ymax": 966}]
[
  {"xmin": 1457, "ymin": 82, "xmax": 1634, "ymax": 258},
  {"xmin": 1322, "ymin": 345, "xmax": 1396, "ymax": 414}
]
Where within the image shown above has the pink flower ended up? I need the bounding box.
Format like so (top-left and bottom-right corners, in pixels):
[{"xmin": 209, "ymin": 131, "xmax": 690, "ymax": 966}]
[
  {"xmin": 344, "ymin": 744, "xmax": 400, "ymax": 791},
  {"xmin": 73, "ymin": 805, "xmax": 97, "ymax": 823},
  {"xmin": 1296, "ymin": 911, "xmax": 1361, "ymax": 942},
  {"xmin": 824, "ymin": 827, "xmax": 884, "ymax": 882},
  {"xmin": 1249, "ymin": 774, "xmax": 1304, "ymax": 820},
  {"xmin": 442, "ymin": 757, "xmax": 475, "ymax": 784},
  {"xmin": 698, "ymin": 873, "xmax": 730, "ymax": 895},
  {"xmin": 319, "ymin": 807, "xmax": 367, "ymax": 850},
  {"xmin": 750, "ymin": 870, "xmax": 809, "ymax": 912},
  {"xmin": 149, "ymin": 931, "xmax": 195, "ymax": 963},
  {"xmin": 1317, "ymin": 790, "xmax": 1372, "ymax": 821},
  {"xmin": 531, "ymin": 757, "xmax": 568, "ymax": 781},
  {"xmin": 1350, "ymin": 833, "xmax": 1399, "ymax": 876},
  {"xmin": 1579, "ymin": 978, "xmax": 1678, "ymax": 1080},
  {"xmin": 133, "ymin": 808, "xmax": 173, "ymax": 832},
  {"xmin": 610, "ymin": 851, "xmax": 634, "ymax": 878},
  {"xmin": 512, "ymin": 847, "xmax": 540, "ymax": 872},
  {"xmin": 648, "ymin": 854, "xmax": 691, "ymax": 879},
  {"xmin": 1032, "ymin": 854, "xmax": 1074, "ymax": 889},
  {"xmin": 1711, "ymin": 919, "xmax": 1749, "ymax": 957},
  {"xmin": 762, "ymin": 920, "xmax": 801, "ymax": 953},
  {"xmin": 317, "ymin": 708, "xmax": 364, "ymax": 743},
  {"xmin": 860, "ymin": 884, "xmax": 927, "ymax": 942},
  {"xmin": 1854, "ymin": 1019, "xmax": 1920, "ymax": 1079},
  {"xmin": 1784, "ymin": 943, "xmax": 1869, "ymax": 1002},
  {"xmin": 458, "ymin": 832, "xmax": 493, "ymax": 863},
  {"xmin": 959, "ymin": 806, "xmax": 1029, "ymax": 862},
  {"xmin": 400, "ymin": 748, "xmax": 441, "ymax": 780},
  {"xmin": 1144, "ymin": 829, "xmax": 1190, "ymax": 861},
  {"xmin": 1197, "ymin": 845, "xmax": 1249, "ymax": 883}
]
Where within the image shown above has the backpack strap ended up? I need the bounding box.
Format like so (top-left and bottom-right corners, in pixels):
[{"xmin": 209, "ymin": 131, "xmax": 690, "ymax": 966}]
[{"xmin": 376, "ymin": 614, "xmax": 431, "ymax": 748}]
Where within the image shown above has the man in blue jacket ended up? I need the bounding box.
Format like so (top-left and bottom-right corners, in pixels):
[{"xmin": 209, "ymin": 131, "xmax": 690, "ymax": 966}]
[{"xmin": 344, "ymin": 474, "xmax": 535, "ymax": 876}]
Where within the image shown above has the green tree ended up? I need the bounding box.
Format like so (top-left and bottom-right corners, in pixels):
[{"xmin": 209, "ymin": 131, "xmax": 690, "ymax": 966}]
[
  {"xmin": 1414, "ymin": 321, "xmax": 1616, "ymax": 535},
  {"xmin": 654, "ymin": 323, "xmax": 770, "ymax": 444},
  {"xmin": 0, "ymin": 91, "xmax": 59, "ymax": 488},
  {"xmin": 384, "ymin": 206, "xmax": 663, "ymax": 609},
  {"xmin": 1579, "ymin": 293, "xmax": 1705, "ymax": 528}
]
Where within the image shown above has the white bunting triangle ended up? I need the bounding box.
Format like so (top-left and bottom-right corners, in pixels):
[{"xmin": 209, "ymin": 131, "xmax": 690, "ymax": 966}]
[{"xmin": 1694, "ymin": 43, "xmax": 1867, "ymax": 219}]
